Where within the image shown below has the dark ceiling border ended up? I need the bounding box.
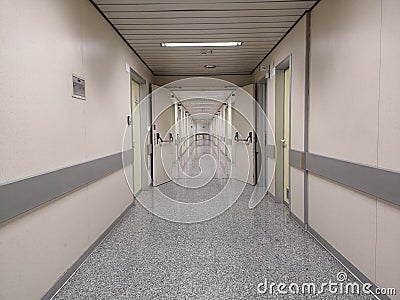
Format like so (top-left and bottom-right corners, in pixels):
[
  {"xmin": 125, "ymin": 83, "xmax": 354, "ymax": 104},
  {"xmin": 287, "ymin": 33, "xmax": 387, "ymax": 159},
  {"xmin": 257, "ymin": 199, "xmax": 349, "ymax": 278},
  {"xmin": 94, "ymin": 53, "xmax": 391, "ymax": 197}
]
[
  {"xmin": 89, "ymin": 0, "xmax": 154, "ymax": 75},
  {"xmin": 251, "ymin": 0, "xmax": 321, "ymax": 73}
]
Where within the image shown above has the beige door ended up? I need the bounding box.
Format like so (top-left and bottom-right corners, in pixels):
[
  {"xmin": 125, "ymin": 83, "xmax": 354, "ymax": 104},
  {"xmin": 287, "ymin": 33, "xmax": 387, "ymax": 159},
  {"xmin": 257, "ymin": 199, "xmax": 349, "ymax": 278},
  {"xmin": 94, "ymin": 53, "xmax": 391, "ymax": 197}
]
[
  {"xmin": 283, "ymin": 68, "xmax": 291, "ymax": 204},
  {"xmin": 275, "ymin": 65, "xmax": 291, "ymax": 204},
  {"xmin": 131, "ymin": 80, "xmax": 141, "ymax": 194}
]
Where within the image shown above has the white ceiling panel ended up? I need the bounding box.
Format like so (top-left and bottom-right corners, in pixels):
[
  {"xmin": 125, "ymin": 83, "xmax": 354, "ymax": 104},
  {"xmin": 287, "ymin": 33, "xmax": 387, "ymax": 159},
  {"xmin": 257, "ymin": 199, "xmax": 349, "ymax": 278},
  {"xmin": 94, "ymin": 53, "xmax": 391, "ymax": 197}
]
[{"xmin": 92, "ymin": 0, "xmax": 318, "ymax": 75}]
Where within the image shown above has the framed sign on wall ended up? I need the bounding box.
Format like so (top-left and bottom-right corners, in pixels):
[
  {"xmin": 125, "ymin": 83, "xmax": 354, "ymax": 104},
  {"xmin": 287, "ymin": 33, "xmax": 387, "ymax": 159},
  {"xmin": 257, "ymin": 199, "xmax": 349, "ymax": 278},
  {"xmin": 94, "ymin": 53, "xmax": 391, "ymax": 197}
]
[{"xmin": 72, "ymin": 75, "xmax": 86, "ymax": 100}]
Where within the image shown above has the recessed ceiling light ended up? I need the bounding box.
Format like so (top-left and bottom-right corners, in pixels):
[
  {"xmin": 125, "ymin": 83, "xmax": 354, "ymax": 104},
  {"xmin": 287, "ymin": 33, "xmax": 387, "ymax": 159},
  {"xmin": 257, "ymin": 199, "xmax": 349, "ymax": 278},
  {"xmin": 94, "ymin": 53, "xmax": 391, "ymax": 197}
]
[
  {"xmin": 204, "ymin": 64, "xmax": 217, "ymax": 69},
  {"xmin": 160, "ymin": 42, "xmax": 242, "ymax": 47}
]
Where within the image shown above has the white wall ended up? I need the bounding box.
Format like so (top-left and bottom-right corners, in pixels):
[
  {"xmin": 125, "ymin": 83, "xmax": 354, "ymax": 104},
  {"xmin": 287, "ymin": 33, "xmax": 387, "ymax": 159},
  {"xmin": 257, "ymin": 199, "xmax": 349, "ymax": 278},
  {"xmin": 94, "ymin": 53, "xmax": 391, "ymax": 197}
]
[
  {"xmin": 0, "ymin": 0, "xmax": 153, "ymax": 299},
  {"xmin": 196, "ymin": 121, "xmax": 210, "ymax": 133},
  {"xmin": 309, "ymin": 0, "xmax": 380, "ymax": 165},
  {"xmin": 252, "ymin": 0, "xmax": 400, "ymax": 297},
  {"xmin": 376, "ymin": 0, "xmax": 400, "ymax": 294},
  {"xmin": 308, "ymin": 0, "xmax": 381, "ymax": 283},
  {"xmin": 309, "ymin": 1, "xmax": 400, "ymax": 297}
]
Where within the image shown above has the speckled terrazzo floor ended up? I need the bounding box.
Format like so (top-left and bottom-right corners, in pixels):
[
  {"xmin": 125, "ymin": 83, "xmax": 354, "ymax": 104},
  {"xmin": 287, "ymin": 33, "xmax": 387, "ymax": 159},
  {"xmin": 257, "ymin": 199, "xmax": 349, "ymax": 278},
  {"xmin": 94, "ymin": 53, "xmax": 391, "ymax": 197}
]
[
  {"xmin": 53, "ymin": 142, "xmax": 375, "ymax": 300},
  {"xmin": 161, "ymin": 139, "xmax": 232, "ymax": 202}
]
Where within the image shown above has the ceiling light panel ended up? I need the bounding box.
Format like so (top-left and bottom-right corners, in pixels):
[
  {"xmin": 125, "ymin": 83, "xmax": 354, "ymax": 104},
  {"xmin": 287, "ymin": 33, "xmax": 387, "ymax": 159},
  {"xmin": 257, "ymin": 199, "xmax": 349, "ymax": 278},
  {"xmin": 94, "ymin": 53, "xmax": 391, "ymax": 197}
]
[{"xmin": 160, "ymin": 42, "xmax": 242, "ymax": 47}]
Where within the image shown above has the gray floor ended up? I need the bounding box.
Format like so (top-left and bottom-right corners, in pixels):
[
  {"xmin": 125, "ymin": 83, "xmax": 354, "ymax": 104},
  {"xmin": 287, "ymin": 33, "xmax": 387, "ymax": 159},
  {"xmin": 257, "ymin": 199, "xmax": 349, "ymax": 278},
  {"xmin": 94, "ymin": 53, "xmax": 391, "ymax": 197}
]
[{"xmin": 53, "ymin": 141, "xmax": 374, "ymax": 300}]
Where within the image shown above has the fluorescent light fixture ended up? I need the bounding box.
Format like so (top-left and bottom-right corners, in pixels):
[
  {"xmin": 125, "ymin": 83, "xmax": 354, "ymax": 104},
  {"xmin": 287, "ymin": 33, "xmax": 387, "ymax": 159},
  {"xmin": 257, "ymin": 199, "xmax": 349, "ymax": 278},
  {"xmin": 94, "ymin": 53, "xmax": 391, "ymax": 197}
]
[{"xmin": 160, "ymin": 42, "xmax": 242, "ymax": 47}]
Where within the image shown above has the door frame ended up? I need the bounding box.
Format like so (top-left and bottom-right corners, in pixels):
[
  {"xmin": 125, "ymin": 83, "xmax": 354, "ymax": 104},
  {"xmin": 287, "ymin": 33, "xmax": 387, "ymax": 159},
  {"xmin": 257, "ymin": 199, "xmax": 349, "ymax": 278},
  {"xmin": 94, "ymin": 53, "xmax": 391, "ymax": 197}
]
[
  {"xmin": 148, "ymin": 84, "xmax": 153, "ymax": 185},
  {"xmin": 255, "ymin": 77, "xmax": 268, "ymax": 186},
  {"xmin": 274, "ymin": 55, "xmax": 292, "ymax": 206},
  {"xmin": 129, "ymin": 68, "xmax": 148, "ymax": 194}
]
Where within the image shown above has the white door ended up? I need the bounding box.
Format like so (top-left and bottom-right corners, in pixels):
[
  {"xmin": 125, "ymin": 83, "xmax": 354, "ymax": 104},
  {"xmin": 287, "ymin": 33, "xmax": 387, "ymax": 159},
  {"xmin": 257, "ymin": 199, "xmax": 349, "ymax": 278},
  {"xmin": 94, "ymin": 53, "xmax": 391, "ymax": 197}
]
[
  {"xmin": 152, "ymin": 85, "xmax": 175, "ymax": 186},
  {"xmin": 232, "ymin": 84, "xmax": 255, "ymax": 185}
]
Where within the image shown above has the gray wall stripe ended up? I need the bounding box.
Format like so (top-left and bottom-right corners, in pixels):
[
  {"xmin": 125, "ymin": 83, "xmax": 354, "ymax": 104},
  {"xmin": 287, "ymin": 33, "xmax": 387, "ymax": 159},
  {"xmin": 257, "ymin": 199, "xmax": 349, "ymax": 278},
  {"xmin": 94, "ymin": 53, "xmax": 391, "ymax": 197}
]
[
  {"xmin": 306, "ymin": 152, "xmax": 400, "ymax": 206},
  {"xmin": 308, "ymin": 226, "xmax": 390, "ymax": 300},
  {"xmin": 266, "ymin": 144, "xmax": 275, "ymax": 159},
  {"xmin": 289, "ymin": 149, "xmax": 305, "ymax": 170},
  {"xmin": 0, "ymin": 150, "xmax": 134, "ymax": 224},
  {"xmin": 41, "ymin": 202, "xmax": 133, "ymax": 300}
]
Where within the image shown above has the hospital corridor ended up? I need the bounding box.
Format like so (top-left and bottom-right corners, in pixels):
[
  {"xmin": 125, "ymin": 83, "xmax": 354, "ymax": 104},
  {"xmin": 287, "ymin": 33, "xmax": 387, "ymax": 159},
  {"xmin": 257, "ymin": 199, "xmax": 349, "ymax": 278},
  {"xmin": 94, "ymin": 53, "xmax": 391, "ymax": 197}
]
[{"xmin": 0, "ymin": 0, "xmax": 399, "ymax": 299}]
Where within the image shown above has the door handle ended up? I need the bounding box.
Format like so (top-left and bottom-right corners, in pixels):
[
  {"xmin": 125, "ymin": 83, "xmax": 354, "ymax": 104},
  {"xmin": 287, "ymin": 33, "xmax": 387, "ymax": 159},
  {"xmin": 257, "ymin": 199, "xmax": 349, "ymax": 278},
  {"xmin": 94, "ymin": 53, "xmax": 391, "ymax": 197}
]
[
  {"xmin": 280, "ymin": 139, "xmax": 287, "ymax": 148},
  {"xmin": 156, "ymin": 132, "xmax": 173, "ymax": 144},
  {"xmin": 235, "ymin": 131, "xmax": 253, "ymax": 143}
]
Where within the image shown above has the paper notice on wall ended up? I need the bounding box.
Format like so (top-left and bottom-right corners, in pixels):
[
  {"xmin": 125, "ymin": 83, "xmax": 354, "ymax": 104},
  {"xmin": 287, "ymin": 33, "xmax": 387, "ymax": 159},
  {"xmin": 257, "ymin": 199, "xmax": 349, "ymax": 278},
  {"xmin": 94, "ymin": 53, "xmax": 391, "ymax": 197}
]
[{"xmin": 72, "ymin": 75, "xmax": 86, "ymax": 100}]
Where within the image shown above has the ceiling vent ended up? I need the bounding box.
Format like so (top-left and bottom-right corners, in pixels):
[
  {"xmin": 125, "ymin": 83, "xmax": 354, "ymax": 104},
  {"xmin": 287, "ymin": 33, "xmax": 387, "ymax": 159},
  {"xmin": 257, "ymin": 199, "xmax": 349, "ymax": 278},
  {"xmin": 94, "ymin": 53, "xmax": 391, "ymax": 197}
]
[{"xmin": 200, "ymin": 49, "xmax": 213, "ymax": 55}]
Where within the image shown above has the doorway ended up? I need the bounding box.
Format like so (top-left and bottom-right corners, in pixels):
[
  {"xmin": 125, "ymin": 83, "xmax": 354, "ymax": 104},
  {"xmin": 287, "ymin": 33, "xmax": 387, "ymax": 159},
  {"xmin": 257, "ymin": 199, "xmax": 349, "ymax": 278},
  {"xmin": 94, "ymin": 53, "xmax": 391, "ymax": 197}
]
[
  {"xmin": 233, "ymin": 84, "xmax": 255, "ymax": 185},
  {"xmin": 130, "ymin": 70, "xmax": 147, "ymax": 195},
  {"xmin": 275, "ymin": 57, "xmax": 291, "ymax": 205},
  {"xmin": 151, "ymin": 85, "xmax": 175, "ymax": 186},
  {"xmin": 255, "ymin": 78, "xmax": 268, "ymax": 187}
]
